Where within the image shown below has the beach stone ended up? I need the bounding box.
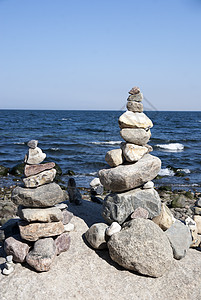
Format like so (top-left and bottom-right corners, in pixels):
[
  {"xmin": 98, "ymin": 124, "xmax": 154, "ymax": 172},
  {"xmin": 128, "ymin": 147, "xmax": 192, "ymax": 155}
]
[
  {"xmin": 185, "ymin": 218, "xmax": 200, "ymax": 247},
  {"xmin": 11, "ymin": 182, "xmax": 65, "ymax": 207},
  {"xmin": 99, "ymin": 154, "xmax": 161, "ymax": 192},
  {"xmin": 194, "ymin": 215, "xmax": 201, "ymax": 234},
  {"xmin": 120, "ymin": 128, "xmax": 151, "ymax": 145},
  {"xmin": 127, "ymin": 93, "xmax": 143, "ymax": 102},
  {"xmin": 152, "ymin": 203, "xmax": 174, "ymax": 231},
  {"xmin": 118, "ymin": 112, "xmax": 153, "ymax": 129},
  {"xmin": 102, "ymin": 188, "xmax": 161, "ymax": 224},
  {"xmin": 18, "ymin": 221, "xmax": 64, "ymax": 242},
  {"xmin": 121, "ymin": 143, "xmax": 148, "ymax": 162},
  {"xmin": 85, "ymin": 223, "xmax": 108, "ymax": 250},
  {"xmin": 131, "ymin": 207, "xmax": 149, "ymax": 219},
  {"xmin": 194, "ymin": 207, "xmax": 201, "ymax": 215},
  {"xmin": 0, "ymin": 165, "xmax": 9, "ymax": 176},
  {"xmin": 165, "ymin": 220, "xmax": 192, "ymax": 260},
  {"xmin": 145, "ymin": 144, "xmax": 153, "ymax": 152},
  {"xmin": 126, "ymin": 101, "xmax": 143, "ymax": 113},
  {"xmin": 90, "ymin": 177, "xmax": 101, "ymax": 187},
  {"xmin": 4, "ymin": 235, "xmax": 30, "ymax": 263},
  {"xmin": 24, "ymin": 162, "xmax": 55, "ymax": 177},
  {"xmin": 108, "ymin": 218, "xmax": 173, "ymax": 277},
  {"xmin": 25, "ymin": 147, "xmax": 46, "ymax": 165},
  {"xmin": 106, "ymin": 222, "xmax": 121, "ymax": 237},
  {"xmin": 64, "ymin": 223, "xmax": 75, "ymax": 232},
  {"xmin": 195, "ymin": 198, "xmax": 201, "ymax": 208},
  {"xmin": 55, "ymin": 232, "xmax": 71, "ymax": 255},
  {"xmin": 54, "ymin": 203, "xmax": 68, "ymax": 210},
  {"xmin": 26, "ymin": 238, "xmax": 56, "ymax": 272},
  {"xmin": 105, "ymin": 148, "xmax": 124, "ymax": 167},
  {"xmin": 171, "ymin": 194, "xmax": 187, "ymax": 208},
  {"xmin": 128, "ymin": 86, "xmax": 140, "ymax": 95},
  {"xmin": 143, "ymin": 181, "xmax": 154, "ymax": 189},
  {"xmin": 90, "ymin": 178, "xmax": 104, "ymax": 196},
  {"xmin": 17, "ymin": 206, "xmax": 63, "ymax": 223},
  {"xmin": 23, "ymin": 168, "xmax": 56, "ymax": 188},
  {"xmin": 2, "ymin": 266, "xmax": 14, "ymax": 275},
  {"xmin": 27, "ymin": 140, "xmax": 38, "ymax": 149},
  {"xmin": 62, "ymin": 210, "xmax": 73, "ymax": 225},
  {"xmin": 67, "ymin": 178, "xmax": 82, "ymax": 205}
]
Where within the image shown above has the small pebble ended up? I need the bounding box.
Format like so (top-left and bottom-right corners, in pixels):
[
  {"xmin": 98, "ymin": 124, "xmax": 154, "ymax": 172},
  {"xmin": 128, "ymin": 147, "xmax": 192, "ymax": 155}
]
[
  {"xmin": 54, "ymin": 203, "xmax": 68, "ymax": 210},
  {"xmin": 2, "ymin": 266, "xmax": 14, "ymax": 275},
  {"xmin": 143, "ymin": 181, "xmax": 154, "ymax": 189},
  {"xmin": 106, "ymin": 222, "xmax": 121, "ymax": 236},
  {"xmin": 64, "ymin": 223, "xmax": 75, "ymax": 232}
]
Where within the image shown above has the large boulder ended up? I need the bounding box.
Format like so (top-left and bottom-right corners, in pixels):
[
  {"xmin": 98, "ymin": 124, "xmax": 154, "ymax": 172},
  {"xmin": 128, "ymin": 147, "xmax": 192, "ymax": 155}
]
[
  {"xmin": 120, "ymin": 128, "xmax": 151, "ymax": 145},
  {"xmin": 102, "ymin": 188, "xmax": 161, "ymax": 224},
  {"xmin": 99, "ymin": 154, "xmax": 161, "ymax": 192},
  {"xmin": 107, "ymin": 218, "xmax": 173, "ymax": 277},
  {"xmin": 11, "ymin": 182, "xmax": 65, "ymax": 207},
  {"xmin": 118, "ymin": 112, "xmax": 153, "ymax": 129}
]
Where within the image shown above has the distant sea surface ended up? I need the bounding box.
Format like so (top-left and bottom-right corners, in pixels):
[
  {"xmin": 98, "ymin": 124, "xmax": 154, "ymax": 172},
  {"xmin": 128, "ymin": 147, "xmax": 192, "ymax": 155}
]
[{"xmin": 0, "ymin": 110, "xmax": 201, "ymax": 191}]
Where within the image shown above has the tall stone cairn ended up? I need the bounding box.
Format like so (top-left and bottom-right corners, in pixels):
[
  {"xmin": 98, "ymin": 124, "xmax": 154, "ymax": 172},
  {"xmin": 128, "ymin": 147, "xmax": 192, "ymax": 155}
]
[
  {"xmin": 99, "ymin": 87, "xmax": 162, "ymax": 224},
  {"xmin": 4, "ymin": 140, "xmax": 73, "ymax": 272}
]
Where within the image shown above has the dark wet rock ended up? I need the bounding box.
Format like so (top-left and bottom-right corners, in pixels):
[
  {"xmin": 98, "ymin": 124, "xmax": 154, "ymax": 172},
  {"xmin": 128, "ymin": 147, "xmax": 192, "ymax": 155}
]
[
  {"xmin": 10, "ymin": 163, "xmax": 25, "ymax": 176},
  {"xmin": 67, "ymin": 178, "xmax": 82, "ymax": 205},
  {"xmin": 0, "ymin": 165, "xmax": 9, "ymax": 176}
]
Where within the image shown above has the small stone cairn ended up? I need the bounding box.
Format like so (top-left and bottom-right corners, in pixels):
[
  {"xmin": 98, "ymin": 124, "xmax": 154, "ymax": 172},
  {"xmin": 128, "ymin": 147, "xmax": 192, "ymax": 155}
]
[
  {"xmin": 3, "ymin": 140, "xmax": 73, "ymax": 272},
  {"xmin": 85, "ymin": 87, "xmax": 195, "ymax": 278}
]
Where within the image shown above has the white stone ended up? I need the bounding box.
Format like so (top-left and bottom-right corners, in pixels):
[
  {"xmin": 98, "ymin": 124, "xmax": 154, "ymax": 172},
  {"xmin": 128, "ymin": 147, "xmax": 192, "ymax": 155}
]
[
  {"xmin": 105, "ymin": 148, "xmax": 124, "ymax": 167},
  {"xmin": 119, "ymin": 111, "xmax": 153, "ymax": 129},
  {"xmin": 90, "ymin": 178, "xmax": 101, "ymax": 187},
  {"xmin": 6, "ymin": 255, "xmax": 13, "ymax": 263},
  {"xmin": 185, "ymin": 216, "xmax": 197, "ymax": 231},
  {"xmin": 143, "ymin": 181, "xmax": 154, "ymax": 189},
  {"xmin": 25, "ymin": 147, "xmax": 46, "ymax": 165},
  {"xmin": 121, "ymin": 143, "xmax": 148, "ymax": 162},
  {"xmin": 64, "ymin": 223, "xmax": 75, "ymax": 232},
  {"xmin": 106, "ymin": 222, "xmax": 121, "ymax": 237},
  {"xmin": 3, "ymin": 266, "xmax": 14, "ymax": 275},
  {"xmin": 54, "ymin": 203, "xmax": 68, "ymax": 210}
]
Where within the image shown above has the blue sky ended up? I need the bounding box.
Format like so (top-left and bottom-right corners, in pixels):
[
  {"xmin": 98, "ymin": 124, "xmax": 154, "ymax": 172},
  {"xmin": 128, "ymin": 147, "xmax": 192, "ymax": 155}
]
[{"xmin": 0, "ymin": 0, "xmax": 201, "ymax": 110}]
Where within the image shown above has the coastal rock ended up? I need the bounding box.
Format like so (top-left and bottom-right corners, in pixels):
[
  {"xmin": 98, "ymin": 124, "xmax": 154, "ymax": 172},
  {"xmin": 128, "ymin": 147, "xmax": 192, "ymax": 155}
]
[
  {"xmin": 102, "ymin": 188, "xmax": 161, "ymax": 224},
  {"xmin": 105, "ymin": 149, "xmax": 124, "ymax": 167},
  {"xmin": 26, "ymin": 238, "xmax": 56, "ymax": 272},
  {"xmin": 105, "ymin": 222, "xmax": 121, "ymax": 237},
  {"xmin": 120, "ymin": 128, "xmax": 151, "ymax": 145},
  {"xmin": 194, "ymin": 215, "xmax": 201, "ymax": 234},
  {"xmin": 121, "ymin": 143, "xmax": 148, "ymax": 162},
  {"xmin": 171, "ymin": 194, "xmax": 187, "ymax": 208},
  {"xmin": 54, "ymin": 203, "xmax": 68, "ymax": 210},
  {"xmin": 128, "ymin": 86, "xmax": 140, "ymax": 95},
  {"xmin": 127, "ymin": 93, "xmax": 143, "ymax": 102},
  {"xmin": 55, "ymin": 232, "xmax": 71, "ymax": 255},
  {"xmin": 62, "ymin": 210, "xmax": 73, "ymax": 225},
  {"xmin": 24, "ymin": 162, "xmax": 55, "ymax": 177},
  {"xmin": 90, "ymin": 178, "xmax": 101, "ymax": 187},
  {"xmin": 126, "ymin": 101, "xmax": 143, "ymax": 113},
  {"xmin": 143, "ymin": 181, "xmax": 154, "ymax": 189},
  {"xmin": 23, "ymin": 169, "xmax": 56, "ymax": 188},
  {"xmin": 165, "ymin": 220, "xmax": 192, "ymax": 260},
  {"xmin": 0, "ymin": 165, "xmax": 9, "ymax": 176},
  {"xmin": 4, "ymin": 235, "xmax": 30, "ymax": 263},
  {"xmin": 18, "ymin": 221, "xmax": 64, "ymax": 242},
  {"xmin": 152, "ymin": 203, "xmax": 174, "ymax": 231},
  {"xmin": 131, "ymin": 207, "xmax": 149, "ymax": 219},
  {"xmin": 99, "ymin": 154, "xmax": 161, "ymax": 192},
  {"xmin": 85, "ymin": 223, "xmax": 108, "ymax": 249},
  {"xmin": 27, "ymin": 140, "xmax": 38, "ymax": 149},
  {"xmin": 67, "ymin": 178, "xmax": 82, "ymax": 205},
  {"xmin": 17, "ymin": 206, "xmax": 63, "ymax": 223},
  {"xmin": 194, "ymin": 207, "xmax": 201, "ymax": 215},
  {"xmin": 64, "ymin": 223, "xmax": 75, "ymax": 232},
  {"xmin": 11, "ymin": 182, "xmax": 65, "ymax": 207},
  {"xmin": 195, "ymin": 198, "xmax": 201, "ymax": 208},
  {"xmin": 118, "ymin": 112, "xmax": 153, "ymax": 129},
  {"xmin": 90, "ymin": 177, "xmax": 104, "ymax": 196},
  {"xmin": 185, "ymin": 217, "xmax": 200, "ymax": 248},
  {"xmin": 108, "ymin": 218, "xmax": 173, "ymax": 277},
  {"xmin": 145, "ymin": 144, "xmax": 153, "ymax": 152},
  {"xmin": 25, "ymin": 147, "xmax": 46, "ymax": 165}
]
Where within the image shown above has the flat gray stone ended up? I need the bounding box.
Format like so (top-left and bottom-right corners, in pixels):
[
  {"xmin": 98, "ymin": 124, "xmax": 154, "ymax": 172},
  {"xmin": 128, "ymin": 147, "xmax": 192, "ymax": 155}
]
[
  {"xmin": 108, "ymin": 218, "xmax": 173, "ymax": 277},
  {"xmin": 165, "ymin": 220, "xmax": 192, "ymax": 260},
  {"xmin": 127, "ymin": 93, "xmax": 143, "ymax": 102},
  {"xmin": 17, "ymin": 206, "xmax": 63, "ymax": 223},
  {"xmin": 23, "ymin": 169, "xmax": 56, "ymax": 188},
  {"xmin": 126, "ymin": 101, "xmax": 143, "ymax": 112},
  {"xmin": 24, "ymin": 162, "xmax": 55, "ymax": 177},
  {"xmin": 99, "ymin": 154, "xmax": 161, "ymax": 192},
  {"xmin": 118, "ymin": 112, "xmax": 153, "ymax": 129},
  {"xmin": 11, "ymin": 182, "xmax": 65, "ymax": 207},
  {"xmin": 120, "ymin": 128, "xmax": 151, "ymax": 145},
  {"xmin": 102, "ymin": 187, "xmax": 161, "ymax": 224}
]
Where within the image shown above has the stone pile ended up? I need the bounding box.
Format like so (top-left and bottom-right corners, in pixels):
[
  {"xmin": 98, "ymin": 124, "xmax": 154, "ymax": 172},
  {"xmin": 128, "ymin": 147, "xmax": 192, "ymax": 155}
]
[
  {"xmin": 85, "ymin": 87, "xmax": 194, "ymax": 278},
  {"xmin": 3, "ymin": 140, "xmax": 74, "ymax": 272}
]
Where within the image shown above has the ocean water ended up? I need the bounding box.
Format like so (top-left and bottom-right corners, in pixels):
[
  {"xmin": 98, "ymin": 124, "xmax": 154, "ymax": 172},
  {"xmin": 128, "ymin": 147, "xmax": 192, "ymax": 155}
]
[{"xmin": 0, "ymin": 109, "xmax": 201, "ymax": 191}]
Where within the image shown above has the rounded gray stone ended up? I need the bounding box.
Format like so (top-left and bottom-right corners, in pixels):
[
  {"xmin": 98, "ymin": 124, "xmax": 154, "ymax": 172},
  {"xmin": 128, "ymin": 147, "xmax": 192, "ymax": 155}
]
[
  {"xmin": 85, "ymin": 223, "xmax": 108, "ymax": 249},
  {"xmin": 120, "ymin": 128, "xmax": 151, "ymax": 145}
]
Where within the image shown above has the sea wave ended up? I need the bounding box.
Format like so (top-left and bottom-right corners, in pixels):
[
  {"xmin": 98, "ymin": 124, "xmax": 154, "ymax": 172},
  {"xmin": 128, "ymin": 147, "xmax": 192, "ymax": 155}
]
[
  {"xmin": 156, "ymin": 143, "xmax": 184, "ymax": 152},
  {"xmin": 61, "ymin": 118, "xmax": 72, "ymax": 121},
  {"xmin": 91, "ymin": 141, "xmax": 122, "ymax": 145},
  {"xmin": 50, "ymin": 147, "xmax": 60, "ymax": 151},
  {"xmin": 13, "ymin": 142, "xmax": 25, "ymax": 145},
  {"xmin": 158, "ymin": 168, "xmax": 175, "ymax": 176},
  {"xmin": 177, "ymin": 168, "xmax": 190, "ymax": 174}
]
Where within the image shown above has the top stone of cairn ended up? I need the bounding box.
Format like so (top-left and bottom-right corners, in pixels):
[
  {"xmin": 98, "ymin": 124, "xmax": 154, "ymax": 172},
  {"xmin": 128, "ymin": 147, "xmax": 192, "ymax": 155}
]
[
  {"xmin": 27, "ymin": 140, "xmax": 38, "ymax": 149},
  {"xmin": 129, "ymin": 86, "xmax": 140, "ymax": 95}
]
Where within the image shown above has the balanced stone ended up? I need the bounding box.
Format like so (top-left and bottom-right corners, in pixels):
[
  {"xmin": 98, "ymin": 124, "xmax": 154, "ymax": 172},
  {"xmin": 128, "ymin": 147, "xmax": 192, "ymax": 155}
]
[
  {"xmin": 25, "ymin": 147, "xmax": 46, "ymax": 165},
  {"xmin": 126, "ymin": 101, "xmax": 143, "ymax": 113},
  {"xmin": 105, "ymin": 148, "xmax": 124, "ymax": 167},
  {"xmin": 4, "ymin": 235, "xmax": 30, "ymax": 263},
  {"xmin": 99, "ymin": 154, "xmax": 161, "ymax": 192},
  {"xmin": 127, "ymin": 93, "xmax": 143, "ymax": 102},
  {"xmin": 26, "ymin": 238, "xmax": 56, "ymax": 272},
  {"xmin": 12, "ymin": 182, "xmax": 65, "ymax": 207},
  {"xmin": 131, "ymin": 207, "xmax": 149, "ymax": 219},
  {"xmin": 128, "ymin": 86, "xmax": 140, "ymax": 95},
  {"xmin": 27, "ymin": 140, "xmax": 38, "ymax": 149},
  {"xmin": 62, "ymin": 210, "xmax": 73, "ymax": 225},
  {"xmin": 85, "ymin": 223, "xmax": 108, "ymax": 250},
  {"xmin": 105, "ymin": 222, "xmax": 121, "ymax": 237},
  {"xmin": 19, "ymin": 221, "xmax": 64, "ymax": 241},
  {"xmin": 23, "ymin": 168, "xmax": 56, "ymax": 188},
  {"xmin": 194, "ymin": 215, "xmax": 201, "ymax": 234},
  {"xmin": 102, "ymin": 187, "xmax": 161, "ymax": 224},
  {"xmin": 120, "ymin": 128, "xmax": 151, "ymax": 145},
  {"xmin": 143, "ymin": 181, "xmax": 154, "ymax": 189},
  {"xmin": 121, "ymin": 143, "xmax": 148, "ymax": 162},
  {"xmin": 24, "ymin": 162, "xmax": 55, "ymax": 177},
  {"xmin": 55, "ymin": 232, "xmax": 71, "ymax": 255},
  {"xmin": 17, "ymin": 206, "xmax": 63, "ymax": 223},
  {"xmin": 107, "ymin": 218, "xmax": 173, "ymax": 277},
  {"xmin": 119, "ymin": 112, "xmax": 153, "ymax": 129},
  {"xmin": 152, "ymin": 203, "xmax": 174, "ymax": 231}
]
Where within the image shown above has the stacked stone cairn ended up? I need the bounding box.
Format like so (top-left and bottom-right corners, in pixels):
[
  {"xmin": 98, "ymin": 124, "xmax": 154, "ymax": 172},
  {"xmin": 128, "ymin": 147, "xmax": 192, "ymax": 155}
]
[
  {"xmin": 85, "ymin": 87, "xmax": 194, "ymax": 278},
  {"xmin": 3, "ymin": 140, "xmax": 74, "ymax": 273}
]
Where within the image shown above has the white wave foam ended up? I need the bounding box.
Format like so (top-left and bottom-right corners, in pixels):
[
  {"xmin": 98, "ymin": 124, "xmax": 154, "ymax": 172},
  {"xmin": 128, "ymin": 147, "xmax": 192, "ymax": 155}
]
[
  {"xmin": 158, "ymin": 168, "xmax": 175, "ymax": 176},
  {"xmin": 14, "ymin": 142, "xmax": 25, "ymax": 145},
  {"xmin": 156, "ymin": 143, "xmax": 184, "ymax": 152},
  {"xmin": 51, "ymin": 147, "xmax": 60, "ymax": 151},
  {"xmin": 198, "ymin": 120, "xmax": 201, "ymax": 123},
  {"xmin": 91, "ymin": 141, "xmax": 122, "ymax": 145},
  {"xmin": 177, "ymin": 168, "xmax": 190, "ymax": 174},
  {"xmin": 61, "ymin": 118, "xmax": 71, "ymax": 121}
]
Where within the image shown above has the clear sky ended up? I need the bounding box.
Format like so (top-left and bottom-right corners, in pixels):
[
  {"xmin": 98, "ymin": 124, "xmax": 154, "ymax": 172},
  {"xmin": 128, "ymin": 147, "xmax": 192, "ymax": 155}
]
[{"xmin": 0, "ymin": 0, "xmax": 201, "ymax": 110}]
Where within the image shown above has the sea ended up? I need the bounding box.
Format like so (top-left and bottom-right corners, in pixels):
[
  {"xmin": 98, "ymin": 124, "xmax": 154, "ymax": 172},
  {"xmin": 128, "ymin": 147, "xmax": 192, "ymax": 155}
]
[{"xmin": 0, "ymin": 110, "xmax": 201, "ymax": 191}]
